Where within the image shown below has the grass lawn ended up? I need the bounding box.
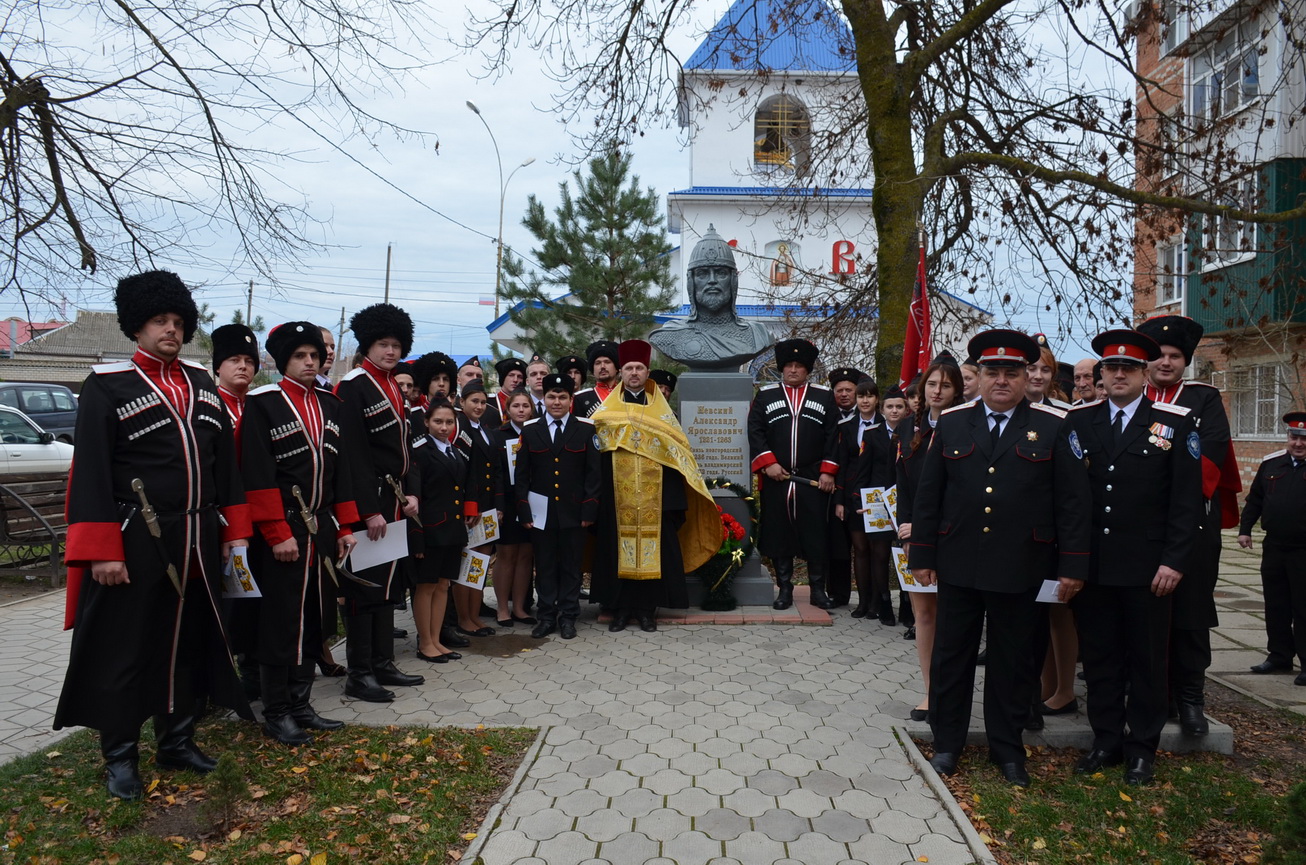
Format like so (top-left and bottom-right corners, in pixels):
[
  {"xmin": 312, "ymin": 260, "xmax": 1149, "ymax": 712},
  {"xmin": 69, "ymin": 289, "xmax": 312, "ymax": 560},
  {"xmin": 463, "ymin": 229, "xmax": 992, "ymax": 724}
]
[
  {"xmin": 0, "ymin": 718, "xmax": 536, "ymax": 865},
  {"xmin": 929, "ymin": 684, "xmax": 1306, "ymax": 863}
]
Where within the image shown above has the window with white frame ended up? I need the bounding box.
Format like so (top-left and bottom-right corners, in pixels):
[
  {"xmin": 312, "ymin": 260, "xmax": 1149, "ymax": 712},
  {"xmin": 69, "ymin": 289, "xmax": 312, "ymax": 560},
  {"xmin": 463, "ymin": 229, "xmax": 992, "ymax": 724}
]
[
  {"xmin": 1228, "ymin": 364, "xmax": 1291, "ymax": 437},
  {"xmin": 1191, "ymin": 21, "xmax": 1261, "ymax": 122},
  {"xmin": 1199, "ymin": 174, "xmax": 1257, "ymax": 265},
  {"xmin": 1159, "ymin": 108, "xmax": 1181, "ymax": 178},
  {"xmin": 1160, "ymin": 0, "xmax": 1187, "ymax": 57},
  {"xmin": 1156, "ymin": 240, "xmax": 1186, "ymax": 306}
]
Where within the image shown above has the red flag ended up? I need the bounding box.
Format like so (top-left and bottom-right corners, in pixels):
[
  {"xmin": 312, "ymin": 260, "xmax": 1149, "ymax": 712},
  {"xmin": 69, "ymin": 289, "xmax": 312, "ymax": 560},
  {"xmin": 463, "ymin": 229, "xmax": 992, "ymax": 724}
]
[{"xmin": 898, "ymin": 241, "xmax": 932, "ymax": 388}]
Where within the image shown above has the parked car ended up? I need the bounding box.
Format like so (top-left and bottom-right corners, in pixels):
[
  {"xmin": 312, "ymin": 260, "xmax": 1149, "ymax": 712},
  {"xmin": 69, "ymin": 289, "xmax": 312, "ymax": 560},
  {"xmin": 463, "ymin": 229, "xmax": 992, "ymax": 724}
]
[
  {"xmin": 0, "ymin": 407, "xmax": 75, "ymax": 477},
  {"xmin": 0, "ymin": 382, "xmax": 78, "ymax": 443}
]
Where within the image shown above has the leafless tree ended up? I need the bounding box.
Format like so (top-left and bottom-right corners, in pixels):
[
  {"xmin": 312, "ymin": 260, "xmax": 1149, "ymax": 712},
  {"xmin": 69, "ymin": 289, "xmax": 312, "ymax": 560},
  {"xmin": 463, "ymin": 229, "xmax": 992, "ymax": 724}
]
[
  {"xmin": 1, "ymin": 0, "xmax": 440, "ymax": 302},
  {"xmin": 466, "ymin": 0, "xmax": 1306, "ymax": 363}
]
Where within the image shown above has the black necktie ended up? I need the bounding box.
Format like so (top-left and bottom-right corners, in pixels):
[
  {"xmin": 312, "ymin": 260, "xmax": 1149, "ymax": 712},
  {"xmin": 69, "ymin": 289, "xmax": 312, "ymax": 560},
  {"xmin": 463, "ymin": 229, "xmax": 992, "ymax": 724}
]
[
  {"xmin": 552, "ymin": 420, "xmax": 562, "ymax": 442},
  {"xmin": 1113, "ymin": 409, "xmax": 1126, "ymax": 445},
  {"xmin": 536, "ymin": 400, "xmax": 544, "ymax": 417},
  {"xmin": 989, "ymin": 412, "xmax": 1004, "ymax": 448}
]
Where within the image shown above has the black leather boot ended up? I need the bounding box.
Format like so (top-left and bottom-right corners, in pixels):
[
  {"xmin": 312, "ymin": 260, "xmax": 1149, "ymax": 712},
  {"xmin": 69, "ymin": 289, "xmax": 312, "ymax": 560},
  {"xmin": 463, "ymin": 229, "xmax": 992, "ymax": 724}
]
[
  {"xmin": 371, "ymin": 608, "xmax": 424, "ymax": 687},
  {"xmin": 290, "ymin": 662, "xmax": 344, "ymax": 731},
  {"xmin": 343, "ymin": 612, "xmax": 395, "ymax": 702},
  {"xmin": 773, "ymin": 558, "xmax": 795, "ymax": 610},
  {"xmin": 638, "ymin": 608, "xmax": 658, "ymax": 632},
  {"xmin": 153, "ymin": 711, "xmax": 217, "ymax": 773},
  {"xmin": 1177, "ymin": 697, "xmax": 1209, "ymax": 736},
  {"xmin": 101, "ymin": 729, "xmax": 143, "ymax": 801},
  {"xmin": 807, "ymin": 570, "xmax": 834, "ymax": 610},
  {"xmin": 878, "ymin": 592, "xmax": 897, "ymax": 626},
  {"xmin": 260, "ymin": 664, "xmax": 312, "ymax": 746}
]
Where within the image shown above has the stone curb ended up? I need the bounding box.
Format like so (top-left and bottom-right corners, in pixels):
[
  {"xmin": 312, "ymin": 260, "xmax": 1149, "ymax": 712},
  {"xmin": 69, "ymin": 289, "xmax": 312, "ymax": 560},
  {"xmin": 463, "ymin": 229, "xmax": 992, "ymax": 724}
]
[
  {"xmin": 1208, "ymin": 671, "xmax": 1285, "ymax": 711},
  {"xmin": 0, "ymin": 587, "xmax": 63, "ymax": 611},
  {"xmin": 463, "ymin": 725, "xmax": 548, "ymax": 865},
  {"xmin": 896, "ymin": 727, "xmax": 998, "ymax": 865}
]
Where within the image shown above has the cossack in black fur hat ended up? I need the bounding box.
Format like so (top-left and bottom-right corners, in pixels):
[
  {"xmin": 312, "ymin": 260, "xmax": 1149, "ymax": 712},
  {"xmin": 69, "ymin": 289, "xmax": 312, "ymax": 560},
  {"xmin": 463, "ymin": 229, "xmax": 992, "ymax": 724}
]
[
  {"xmin": 115, "ymin": 270, "xmax": 200, "ymax": 343},
  {"xmin": 412, "ymin": 351, "xmax": 458, "ymax": 397},
  {"xmin": 265, "ymin": 321, "xmax": 328, "ymax": 375},
  {"xmin": 774, "ymin": 338, "xmax": 819, "ymax": 372},
  {"xmin": 1136, "ymin": 314, "xmax": 1203, "ymax": 365},
  {"xmin": 211, "ymin": 323, "xmax": 259, "ymax": 369},
  {"xmin": 349, "ymin": 303, "xmax": 414, "ymax": 356}
]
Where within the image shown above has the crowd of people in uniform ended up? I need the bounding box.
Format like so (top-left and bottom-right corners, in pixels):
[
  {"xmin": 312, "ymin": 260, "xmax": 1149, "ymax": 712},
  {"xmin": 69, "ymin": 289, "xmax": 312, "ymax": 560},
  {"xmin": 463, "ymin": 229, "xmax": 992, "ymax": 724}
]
[{"xmin": 53, "ymin": 270, "xmax": 1306, "ymax": 802}]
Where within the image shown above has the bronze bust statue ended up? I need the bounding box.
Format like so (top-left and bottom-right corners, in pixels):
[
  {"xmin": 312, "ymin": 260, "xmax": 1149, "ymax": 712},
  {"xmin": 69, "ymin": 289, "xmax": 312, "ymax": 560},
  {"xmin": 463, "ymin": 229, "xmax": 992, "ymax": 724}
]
[{"xmin": 649, "ymin": 225, "xmax": 774, "ymax": 371}]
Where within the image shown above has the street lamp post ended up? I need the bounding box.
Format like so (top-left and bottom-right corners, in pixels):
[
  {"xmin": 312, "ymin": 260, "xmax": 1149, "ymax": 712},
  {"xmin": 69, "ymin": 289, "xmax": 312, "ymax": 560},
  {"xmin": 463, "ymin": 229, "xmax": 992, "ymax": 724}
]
[{"xmin": 466, "ymin": 100, "xmax": 534, "ymax": 319}]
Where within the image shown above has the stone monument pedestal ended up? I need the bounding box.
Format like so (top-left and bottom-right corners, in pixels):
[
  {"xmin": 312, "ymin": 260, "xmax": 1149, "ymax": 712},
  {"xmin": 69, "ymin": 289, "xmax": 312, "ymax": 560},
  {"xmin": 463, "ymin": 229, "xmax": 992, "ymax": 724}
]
[{"xmin": 678, "ymin": 372, "xmax": 773, "ymax": 607}]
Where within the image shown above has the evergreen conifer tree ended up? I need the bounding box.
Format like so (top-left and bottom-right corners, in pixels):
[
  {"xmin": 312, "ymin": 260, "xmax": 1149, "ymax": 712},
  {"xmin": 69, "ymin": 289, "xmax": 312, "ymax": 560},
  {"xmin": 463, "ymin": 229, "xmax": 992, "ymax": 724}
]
[{"xmin": 499, "ymin": 150, "xmax": 675, "ymax": 361}]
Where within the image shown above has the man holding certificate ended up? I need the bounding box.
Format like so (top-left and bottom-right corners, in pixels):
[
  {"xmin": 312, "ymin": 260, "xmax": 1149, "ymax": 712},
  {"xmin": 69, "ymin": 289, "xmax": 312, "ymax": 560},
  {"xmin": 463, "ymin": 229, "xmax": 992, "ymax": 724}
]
[
  {"xmin": 241, "ymin": 322, "xmax": 360, "ymax": 745},
  {"xmin": 908, "ymin": 329, "xmax": 1091, "ymax": 788}
]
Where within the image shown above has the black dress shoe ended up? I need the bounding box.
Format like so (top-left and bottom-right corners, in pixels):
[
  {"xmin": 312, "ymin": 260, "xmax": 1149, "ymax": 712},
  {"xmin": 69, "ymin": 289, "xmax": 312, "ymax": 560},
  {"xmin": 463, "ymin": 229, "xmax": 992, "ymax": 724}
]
[
  {"xmin": 1296, "ymin": 672, "xmax": 1306, "ymax": 686},
  {"xmin": 292, "ymin": 708, "xmax": 345, "ymax": 731},
  {"xmin": 608, "ymin": 618, "xmax": 627, "ymax": 632},
  {"xmin": 1250, "ymin": 659, "xmax": 1293, "ymax": 674},
  {"xmin": 879, "ymin": 608, "xmax": 897, "ymax": 626},
  {"xmin": 441, "ymin": 651, "xmax": 462, "ymax": 660},
  {"xmin": 441, "ymin": 627, "xmax": 471, "ymax": 648},
  {"xmin": 1124, "ymin": 756, "xmax": 1155, "ymax": 786},
  {"xmin": 560, "ymin": 622, "xmax": 577, "ymax": 640},
  {"xmin": 344, "ymin": 675, "xmax": 395, "ymax": 702},
  {"xmin": 155, "ymin": 740, "xmax": 218, "ymax": 774},
  {"xmin": 997, "ymin": 762, "xmax": 1030, "ymax": 787},
  {"xmin": 909, "ymin": 708, "xmax": 928, "ymax": 722},
  {"xmin": 106, "ymin": 760, "xmax": 143, "ymax": 800},
  {"xmin": 903, "ymin": 626, "xmax": 916, "ymax": 640},
  {"xmin": 531, "ymin": 622, "xmax": 556, "ymax": 639},
  {"xmin": 638, "ymin": 615, "xmax": 658, "ymax": 632},
  {"xmin": 1177, "ymin": 702, "xmax": 1208, "ymax": 736},
  {"xmin": 512, "ymin": 615, "xmax": 538, "ymax": 625},
  {"xmin": 1040, "ymin": 698, "xmax": 1079, "ymax": 716},
  {"xmin": 1074, "ymin": 748, "xmax": 1123, "ymax": 774},
  {"xmin": 929, "ymin": 752, "xmax": 959, "ymax": 775},
  {"xmin": 416, "ymin": 650, "xmax": 448, "ymax": 663},
  {"xmin": 373, "ymin": 660, "xmax": 424, "ymax": 687},
  {"xmin": 392, "ymin": 627, "xmax": 408, "ymax": 639},
  {"xmin": 262, "ymin": 715, "xmax": 312, "ymax": 747},
  {"xmin": 456, "ymin": 626, "xmax": 496, "ymax": 637},
  {"xmin": 850, "ymin": 604, "xmax": 871, "ymax": 619},
  {"xmin": 496, "ymin": 619, "xmax": 513, "ymax": 628}
]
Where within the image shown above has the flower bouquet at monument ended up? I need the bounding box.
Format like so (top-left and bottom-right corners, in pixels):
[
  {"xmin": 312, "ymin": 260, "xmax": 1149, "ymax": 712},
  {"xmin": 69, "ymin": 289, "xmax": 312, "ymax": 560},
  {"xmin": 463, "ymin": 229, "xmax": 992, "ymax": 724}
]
[{"xmin": 694, "ymin": 478, "xmax": 758, "ymax": 612}]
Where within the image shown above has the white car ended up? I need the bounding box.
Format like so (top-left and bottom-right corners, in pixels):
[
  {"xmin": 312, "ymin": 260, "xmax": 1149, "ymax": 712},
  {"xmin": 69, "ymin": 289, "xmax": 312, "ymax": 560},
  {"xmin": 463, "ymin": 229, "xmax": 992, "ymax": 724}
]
[{"xmin": 0, "ymin": 407, "xmax": 75, "ymax": 477}]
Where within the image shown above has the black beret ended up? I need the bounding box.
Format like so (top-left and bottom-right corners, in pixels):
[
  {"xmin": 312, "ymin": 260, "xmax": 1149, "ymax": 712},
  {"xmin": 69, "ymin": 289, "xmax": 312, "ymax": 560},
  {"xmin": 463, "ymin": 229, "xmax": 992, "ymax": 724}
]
[
  {"xmin": 649, "ymin": 369, "xmax": 678, "ymax": 392},
  {"xmin": 211, "ymin": 323, "xmax": 259, "ymax": 369},
  {"xmin": 774, "ymin": 338, "xmax": 819, "ymax": 371},
  {"xmin": 412, "ymin": 351, "xmax": 458, "ymax": 395},
  {"xmin": 931, "ymin": 350, "xmax": 960, "ymax": 369},
  {"xmin": 266, "ymin": 321, "xmax": 328, "ymax": 375},
  {"xmin": 349, "ymin": 303, "xmax": 413, "ymax": 356},
  {"xmin": 115, "ymin": 270, "xmax": 200, "ymax": 343},
  {"xmin": 1136, "ymin": 315, "xmax": 1203, "ymax": 365},
  {"xmin": 495, "ymin": 357, "xmax": 528, "ymax": 384},
  {"xmin": 542, "ymin": 373, "xmax": 574, "ymax": 394}
]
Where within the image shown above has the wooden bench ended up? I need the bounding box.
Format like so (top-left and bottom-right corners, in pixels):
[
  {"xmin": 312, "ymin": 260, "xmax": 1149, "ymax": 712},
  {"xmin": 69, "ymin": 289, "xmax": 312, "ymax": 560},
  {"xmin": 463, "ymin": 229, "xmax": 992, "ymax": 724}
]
[{"xmin": 0, "ymin": 474, "xmax": 68, "ymax": 587}]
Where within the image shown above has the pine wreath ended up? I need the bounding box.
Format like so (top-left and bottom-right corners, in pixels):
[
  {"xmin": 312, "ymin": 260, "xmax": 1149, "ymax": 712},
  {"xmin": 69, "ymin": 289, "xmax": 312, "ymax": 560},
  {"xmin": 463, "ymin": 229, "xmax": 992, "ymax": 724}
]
[{"xmin": 695, "ymin": 477, "xmax": 760, "ymax": 611}]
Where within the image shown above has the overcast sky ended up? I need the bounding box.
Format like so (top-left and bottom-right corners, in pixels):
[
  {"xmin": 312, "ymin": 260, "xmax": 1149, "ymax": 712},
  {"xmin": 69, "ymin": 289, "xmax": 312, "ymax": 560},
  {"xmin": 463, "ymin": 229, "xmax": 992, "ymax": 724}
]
[{"xmin": 2, "ymin": 0, "xmax": 1112, "ymax": 364}]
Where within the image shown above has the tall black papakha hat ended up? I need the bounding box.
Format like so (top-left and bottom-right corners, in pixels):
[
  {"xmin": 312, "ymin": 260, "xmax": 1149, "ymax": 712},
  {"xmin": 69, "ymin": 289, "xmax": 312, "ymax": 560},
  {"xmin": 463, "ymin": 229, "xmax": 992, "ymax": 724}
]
[
  {"xmin": 115, "ymin": 270, "xmax": 200, "ymax": 343},
  {"xmin": 349, "ymin": 303, "xmax": 414, "ymax": 356}
]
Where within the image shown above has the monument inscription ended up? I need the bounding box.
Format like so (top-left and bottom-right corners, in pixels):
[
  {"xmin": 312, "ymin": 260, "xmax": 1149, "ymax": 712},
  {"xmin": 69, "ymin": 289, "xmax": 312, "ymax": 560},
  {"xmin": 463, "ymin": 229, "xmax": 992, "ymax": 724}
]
[{"xmin": 682, "ymin": 400, "xmax": 748, "ymax": 487}]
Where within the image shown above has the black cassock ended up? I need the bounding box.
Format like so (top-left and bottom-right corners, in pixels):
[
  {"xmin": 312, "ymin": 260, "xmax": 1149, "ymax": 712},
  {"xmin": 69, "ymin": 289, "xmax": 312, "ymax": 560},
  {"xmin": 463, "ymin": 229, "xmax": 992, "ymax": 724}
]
[
  {"xmin": 746, "ymin": 382, "xmax": 840, "ymax": 563},
  {"xmin": 55, "ymin": 358, "xmax": 254, "ymax": 733},
  {"xmin": 240, "ymin": 381, "xmax": 360, "ymax": 666},
  {"xmin": 335, "ymin": 365, "xmax": 413, "ymax": 604},
  {"xmin": 591, "ymin": 389, "xmax": 691, "ymax": 610}
]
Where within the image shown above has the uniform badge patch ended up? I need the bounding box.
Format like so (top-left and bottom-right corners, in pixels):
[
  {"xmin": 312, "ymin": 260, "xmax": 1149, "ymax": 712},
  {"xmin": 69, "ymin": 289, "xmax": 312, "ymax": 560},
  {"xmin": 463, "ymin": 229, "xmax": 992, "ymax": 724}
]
[
  {"xmin": 1069, "ymin": 430, "xmax": 1084, "ymax": 460},
  {"xmin": 1027, "ymin": 430, "xmax": 1038, "ymax": 441},
  {"xmin": 593, "ymin": 434, "xmax": 601, "ymax": 450},
  {"xmin": 1186, "ymin": 430, "xmax": 1201, "ymax": 459}
]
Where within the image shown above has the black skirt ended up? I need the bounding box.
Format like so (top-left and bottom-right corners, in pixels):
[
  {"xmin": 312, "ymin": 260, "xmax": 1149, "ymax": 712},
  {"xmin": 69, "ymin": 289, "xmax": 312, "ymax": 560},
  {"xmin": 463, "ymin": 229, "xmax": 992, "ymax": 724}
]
[{"xmin": 416, "ymin": 544, "xmax": 463, "ymax": 584}]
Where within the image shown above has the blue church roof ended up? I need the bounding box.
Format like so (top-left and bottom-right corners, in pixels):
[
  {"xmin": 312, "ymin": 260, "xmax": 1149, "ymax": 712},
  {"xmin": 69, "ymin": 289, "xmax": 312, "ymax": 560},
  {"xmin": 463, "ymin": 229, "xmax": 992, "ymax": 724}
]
[
  {"xmin": 669, "ymin": 186, "xmax": 872, "ymax": 198},
  {"xmin": 684, "ymin": 0, "xmax": 855, "ymax": 73}
]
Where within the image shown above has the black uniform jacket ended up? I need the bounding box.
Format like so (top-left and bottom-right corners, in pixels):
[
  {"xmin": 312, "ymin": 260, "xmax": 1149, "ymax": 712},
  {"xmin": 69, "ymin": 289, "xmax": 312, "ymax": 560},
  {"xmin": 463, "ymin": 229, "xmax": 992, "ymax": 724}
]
[
  {"xmin": 834, "ymin": 414, "xmax": 873, "ymax": 514},
  {"xmin": 1066, "ymin": 397, "xmax": 1202, "ymax": 586},
  {"xmin": 513, "ymin": 415, "xmax": 601, "ymax": 529},
  {"xmin": 1239, "ymin": 450, "xmax": 1306, "ymax": 546},
  {"xmin": 856, "ymin": 418, "xmax": 911, "ymax": 490},
  {"xmin": 411, "ymin": 435, "xmax": 473, "ymax": 548},
  {"xmin": 572, "ymin": 384, "xmax": 615, "ymax": 419},
  {"xmin": 456, "ymin": 414, "xmax": 506, "ymax": 517},
  {"xmin": 240, "ymin": 380, "xmax": 361, "ymax": 660},
  {"xmin": 57, "ymin": 355, "xmax": 254, "ymax": 731},
  {"xmin": 895, "ymin": 422, "xmax": 936, "ymax": 528},
  {"xmin": 1148, "ymin": 380, "xmax": 1239, "ymax": 524},
  {"xmin": 907, "ymin": 399, "xmax": 1091, "ymax": 591},
  {"xmin": 335, "ymin": 362, "xmax": 412, "ymax": 600}
]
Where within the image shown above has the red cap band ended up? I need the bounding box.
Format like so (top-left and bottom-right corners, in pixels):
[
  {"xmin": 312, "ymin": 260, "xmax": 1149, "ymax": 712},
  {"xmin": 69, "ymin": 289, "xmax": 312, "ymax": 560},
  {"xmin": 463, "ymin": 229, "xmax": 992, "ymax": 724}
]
[
  {"xmin": 1099, "ymin": 343, "xmax": 1149, "ymax": 362},
  {"xmin": 977, "ymin": 346, "xmax": 1024, "ymax": 362}
]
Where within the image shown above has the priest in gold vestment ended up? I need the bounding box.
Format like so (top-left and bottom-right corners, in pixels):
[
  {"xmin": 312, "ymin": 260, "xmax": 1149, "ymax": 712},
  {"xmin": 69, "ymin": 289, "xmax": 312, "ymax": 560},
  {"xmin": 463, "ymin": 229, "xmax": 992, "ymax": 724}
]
[{"xmin": 591, "ymin": 340, "xmax": 720, "ymax": 631}]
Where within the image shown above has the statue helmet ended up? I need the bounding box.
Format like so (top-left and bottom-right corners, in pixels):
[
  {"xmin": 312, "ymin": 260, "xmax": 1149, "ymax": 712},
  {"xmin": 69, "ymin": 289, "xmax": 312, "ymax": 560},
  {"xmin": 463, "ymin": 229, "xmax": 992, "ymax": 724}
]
[{"xmin": 687, "ymin": 225, "xmax": 737, "ymax": 272}]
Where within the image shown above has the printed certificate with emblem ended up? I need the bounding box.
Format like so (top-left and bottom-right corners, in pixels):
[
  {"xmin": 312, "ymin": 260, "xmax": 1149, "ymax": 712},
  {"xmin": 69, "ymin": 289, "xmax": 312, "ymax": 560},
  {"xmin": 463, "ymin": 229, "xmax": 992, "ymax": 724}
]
[
  {"xmin": 505, "ymin": 439, "xmax": 521, "ymax": 485},
  {"xmin": 221, "ymin": 545, "xmax": 261, "ymax": 598},
  {"xmin": 860, "ymin": 486, "xmax": 898, "ymax": 533},
  {"xmin": 466, "ymin": 511, "xmax": 501, "ymax": 547},
  {"xmin": 893, "ymin": 546, "xmax": 936, "ymax": 593},
  {"xmin": 455, "ymin": 549, "xmax": 491, "ymax": 591}
]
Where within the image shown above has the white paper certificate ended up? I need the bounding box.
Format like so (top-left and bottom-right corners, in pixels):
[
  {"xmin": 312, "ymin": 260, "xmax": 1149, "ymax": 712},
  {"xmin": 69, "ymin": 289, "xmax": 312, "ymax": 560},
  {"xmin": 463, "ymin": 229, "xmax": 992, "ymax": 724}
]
[
  {"xmin": 455, "ymin": 549, "xmax": 491, "ymax": 591},
  {"xmin": 861, "ymin": 487, "xmax": 893, "ymax": 533},
  {"xmin": 348, "ymin": 520, "xmax": 409, "ymax": 571},
  {"xmin": 893, "ymin": 546, "xmax": 937, "ymax": 593},
  {"xmin": 1036, "ymin": 579, "xmax": 1067, "ymax": 604},
  {"xmin": 467, "ymin": 512, "xmax": 502, "ymax": 547},
  {"xmin": 505, "ymin": 440, "xmax": 521, "ymax": 485},
  {"xmin": 221, "ymin": 546, "xmax": 261, "ymax": 598},
  {"xmin": 527, "ymin": 492, "xmax": 549, "ymax": 528}
]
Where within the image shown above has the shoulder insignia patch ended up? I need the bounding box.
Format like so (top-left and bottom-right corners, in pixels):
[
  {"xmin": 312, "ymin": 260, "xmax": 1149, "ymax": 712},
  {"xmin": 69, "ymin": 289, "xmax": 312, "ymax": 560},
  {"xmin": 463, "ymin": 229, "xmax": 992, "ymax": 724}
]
[
  {"xmin": 180, "ymin": 359, "xmax": 208, "ymax": 371},
  {"xmin": 1069, "ymin": 401, "xmax": 1098, "ymax": 411},
  {"xmin": 809, "ymin": 383, "xmax": 830, "ymax": 391},
  {"xmin": 1185, "ymin": 380, "xmax": 1217, "ymax": 390},
  {"xmin": 1151, "ymin": 401, "xmax": 1192, "ymax": 417},
  {"xmin": 574, "ymin": 415, "xmax": 594, "ymax": 425},
  {"xmin": 574, "ymin": 388, "xmax": 594, "ymax": 396},
  {"xmin": 1262, "ymin": 449, "xmax": 1286, "ymax": 462},
  {"xmin": 341, "ymin": 367, "xmax": 366, "ymax": 381},
  {"xmin": 1029, "ymin": 402, "xmax": 1068, "ymax": 419},
  {"xmin": 249, "ymin": 383, "xmax": 280, "ymax": 395},
  {"xmin": 838, "ymin": 414, "xmax": 858, "ymax": 425},
  {"xmin": 523, "ymin": 417, "xmax": 540, "ymax": 426},
  {"xmin": 1049, "ymin": 398, "xmax": 1074, "ymax": 410},
  {"xmin": 92, "ymin": 361, "xmax": 134, "ymax": 374},
  {"xmin": 760, "ymin": 383, "xmax": 781, "ymax": 391},
  {"xmin": 941, "ymin": 402, "xmax": 972, "ymax": 416}
]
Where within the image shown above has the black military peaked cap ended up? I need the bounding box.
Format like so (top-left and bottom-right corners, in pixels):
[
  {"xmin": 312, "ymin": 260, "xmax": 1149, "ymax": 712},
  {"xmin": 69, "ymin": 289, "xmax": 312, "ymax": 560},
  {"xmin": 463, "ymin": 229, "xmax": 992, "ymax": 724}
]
[
  {"xmin": 1091, "ymin": 329, "xmax": 1160, "ymax": 366},
  {"xmin": 966, "ymin": 329, "xmax": 1040, "ymax": 367}
]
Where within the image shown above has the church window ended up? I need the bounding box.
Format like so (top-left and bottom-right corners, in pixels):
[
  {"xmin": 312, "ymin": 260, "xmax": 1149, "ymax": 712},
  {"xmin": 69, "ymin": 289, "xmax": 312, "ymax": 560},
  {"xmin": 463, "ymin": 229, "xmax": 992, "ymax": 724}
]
[{"xmin": 754, "ymin": 95, "xmax": 810, "ymax": 172}]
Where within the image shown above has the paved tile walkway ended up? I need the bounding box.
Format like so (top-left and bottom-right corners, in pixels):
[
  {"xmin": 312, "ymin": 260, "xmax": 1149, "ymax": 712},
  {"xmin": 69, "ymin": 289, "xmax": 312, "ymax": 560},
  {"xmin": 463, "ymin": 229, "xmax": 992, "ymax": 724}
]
[{"xmin": 0, "ymin": 528, "xmax": 1299, "ymax": 865}]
